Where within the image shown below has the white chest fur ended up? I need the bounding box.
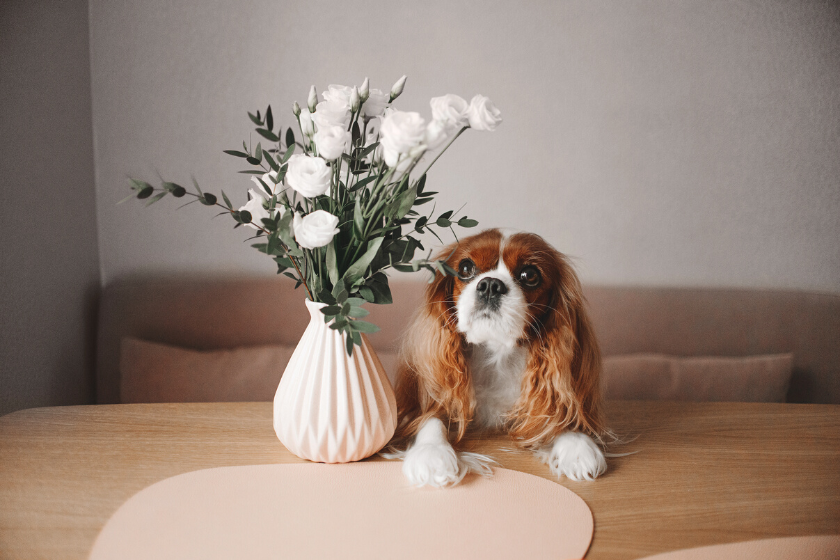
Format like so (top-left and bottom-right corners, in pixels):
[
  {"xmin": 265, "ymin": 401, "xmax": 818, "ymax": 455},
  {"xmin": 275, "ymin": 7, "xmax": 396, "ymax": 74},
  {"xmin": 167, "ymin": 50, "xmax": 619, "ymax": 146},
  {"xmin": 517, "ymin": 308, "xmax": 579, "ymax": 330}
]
[{"xmin": 468, "ymin": 343, "xmax": 527, "ymax": 429}]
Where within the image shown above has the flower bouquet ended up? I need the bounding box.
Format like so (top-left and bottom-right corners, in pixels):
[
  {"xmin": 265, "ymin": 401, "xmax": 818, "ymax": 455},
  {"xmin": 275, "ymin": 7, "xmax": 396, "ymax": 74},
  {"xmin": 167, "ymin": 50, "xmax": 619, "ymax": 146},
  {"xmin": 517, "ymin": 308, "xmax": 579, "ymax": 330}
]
[{"xmin": 128, "ymin": 75, "xmax": 501, "ymax": 462}]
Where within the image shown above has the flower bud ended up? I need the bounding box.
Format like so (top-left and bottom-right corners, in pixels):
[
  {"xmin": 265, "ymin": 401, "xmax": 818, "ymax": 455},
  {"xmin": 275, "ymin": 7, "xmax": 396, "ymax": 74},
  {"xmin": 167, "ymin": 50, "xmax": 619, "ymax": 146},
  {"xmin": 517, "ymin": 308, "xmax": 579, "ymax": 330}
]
[
  {"xmin": 359, "ymin": 78, "xmax": 370, "ymax": 102},
  {"xmin": 292, "ymin": 101, "xmax": 301, "ymax": 117},
  {"xmin": 307, "ymin": 85, "xmax": 318, "ymax": 113},
  {"xmin": 350, "ymin": 86, "xmax": 361, "ymax": 113},
  {"xmin": 389, "ymin": 75, "xmax": 407, "ymax": 102}
]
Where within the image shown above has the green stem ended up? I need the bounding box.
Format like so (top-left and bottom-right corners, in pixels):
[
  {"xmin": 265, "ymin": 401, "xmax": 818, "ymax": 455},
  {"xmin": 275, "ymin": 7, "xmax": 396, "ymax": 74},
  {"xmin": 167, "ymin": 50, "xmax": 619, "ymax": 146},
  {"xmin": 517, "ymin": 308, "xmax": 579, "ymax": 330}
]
[{"xmin": 418, "ymin": 126, "xmax": 467, "ymax": 177}]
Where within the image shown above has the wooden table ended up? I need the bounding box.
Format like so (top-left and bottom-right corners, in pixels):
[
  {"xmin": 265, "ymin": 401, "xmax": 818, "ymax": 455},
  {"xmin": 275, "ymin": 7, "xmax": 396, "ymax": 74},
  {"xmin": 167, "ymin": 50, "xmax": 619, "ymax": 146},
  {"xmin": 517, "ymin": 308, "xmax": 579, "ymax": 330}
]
[{"xmin": 1, "ymin": 401, "xmax": 838, "ymax": 559}]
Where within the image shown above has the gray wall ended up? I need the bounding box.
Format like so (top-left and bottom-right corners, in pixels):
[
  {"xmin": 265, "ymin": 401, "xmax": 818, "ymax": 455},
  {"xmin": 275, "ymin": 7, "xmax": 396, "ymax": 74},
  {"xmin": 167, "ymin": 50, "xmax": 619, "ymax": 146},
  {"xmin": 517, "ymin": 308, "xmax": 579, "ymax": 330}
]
[
  {"xmin": 0, "ymin": 0, "xmax": 100, "ymax": 416},
  {"xmin": 91, "ymin": 0, "xmax": 840, "ymax": 293}
]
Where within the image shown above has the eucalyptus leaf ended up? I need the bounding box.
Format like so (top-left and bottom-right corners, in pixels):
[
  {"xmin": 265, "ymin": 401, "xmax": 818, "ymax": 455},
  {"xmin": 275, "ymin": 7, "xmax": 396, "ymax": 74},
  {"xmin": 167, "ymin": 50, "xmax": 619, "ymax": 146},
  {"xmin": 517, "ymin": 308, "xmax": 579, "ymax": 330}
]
[
  {"xmin": 350, "ymin": 320, "xmax": 379, "ymax": 334},
  {"xmin": 285, "ymin": 128, "xmax": 295, "ymax": 149},
  {"xmin": 342, "ymin": 237, "xmax": 384, "ymax": 284},
  {"xmin": 223, "ymin": 150, "xmax": 250, "ymax": 159},
  {"xmin": 265, "ymin": 105, "xmax": 273, "ymax": 131},
  {"xmin": 257, "ymin": 129, "xmax": 280, "ymax": 142}
]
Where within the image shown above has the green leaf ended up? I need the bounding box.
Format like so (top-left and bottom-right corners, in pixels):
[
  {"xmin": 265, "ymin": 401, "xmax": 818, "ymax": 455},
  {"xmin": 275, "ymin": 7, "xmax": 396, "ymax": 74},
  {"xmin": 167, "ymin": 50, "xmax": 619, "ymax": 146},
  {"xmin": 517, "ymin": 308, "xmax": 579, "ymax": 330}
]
[
  {"xmin": 171, "ymin": 186, "xmax": 186, "ymax": 198},
  {"xmin": 145, "ymin": 191, "xmax": 167, "ymax": 206},
  {"xmin": 350, "ymin": 320, "xmax": 379, "ymax": 334},
  {"xmin": 263, "ymin": 151, "xmax": 278, "ymax": 172},
  {"xmin": 439, "ymin": 210, "xmax": 454, "ymax": 221},
  {"xmin": 239, "ymin": 169, "xmax": 265, "ymax": 175},
  {"xmin": 359, "ymin": 142, "xmax": 379, "ymax": 159},
  {"xmin": 458, "ymin": 217, "xmax": 479, "ymax": 228},
  {"xmin": 248, "ymin": 111, "xmax": 262, "ymax": 126},
  {"xmin": 265, "ymin": 105, "xmax": 273, "ymax": 131},
  {"xmin": 321, "ymin": 305, "xmax": 342, "ymax": 316},
  {"xmin": 281, "ymin": 143, "xmax": 296, "ymax": 163},
  {"xmin": 343, "ymin": 237, "xmax": 384, "ymax": 284},
  {"xmin": 396, "ymin": 185, "xmax": 417, "ymax": 219},
  {"xmin": 257, "ymin": 128, "xmax": 280, "ymax": 142},
  {"xmin": 368, "ymin": 278, "xmax": 392, "ymax": 304},
  {"xmin": 285, "ymin": 128, "xmax": 295, "ymax": 149},
  {"xmin": 345, "ymin": 332, "xmax": 355, "ymax": 356},
  {"xmin": 326, "ymin": 242, "xmax": 339, "ymax": 287},
  {"xmin": 137, "ymin": 186, "xmax": 154, "ymax": 199},
  {"xmin": 239, "ymin": 210, "xmax": 252, "ymax": 223},
  {"xmin": 349, "ymin": 175, "xmax": 377, "ymax": 193},
  {"xmin": 415, "ymin": 174, "xmax": 427, "ymax": 194},
  {"xmin": 221, "ymin": 190, "xmax": 232, "ymax": 209},
  {"xmin": 201, "ymin": 193, "xmax": 217, "ymax": 205},
  {"xmin": 347, "ymin": 306, "xmax": 369, "ymax": 318},
  {"xmin": 359, "ymin": 285, "xmax": 375, "ymax": 302},
  {"xmin": 255, "ymin": 143, "xmax": 263, "ymax": 161},
  {"xmin": 353, "ymin": 200, "xmax": 365, "ymax": 237},
  {"xmin": 223, "ymin": 150, "xmax": 250, "ymax": 159},
  {"xmin": 246, "ymin": 156, "xmax": 261, "ymax": 166},
  {"xmin": 436, "ymin": 216, "xmax": 452, "ymax": 228}
]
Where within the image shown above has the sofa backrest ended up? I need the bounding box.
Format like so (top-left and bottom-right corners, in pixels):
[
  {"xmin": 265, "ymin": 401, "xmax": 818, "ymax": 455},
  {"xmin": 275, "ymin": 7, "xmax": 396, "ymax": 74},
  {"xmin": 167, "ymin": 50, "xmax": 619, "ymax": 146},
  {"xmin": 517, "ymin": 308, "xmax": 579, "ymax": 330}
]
[{"xmin": 96, "ymin": 276, "xmax": 840, "ymax": 404}]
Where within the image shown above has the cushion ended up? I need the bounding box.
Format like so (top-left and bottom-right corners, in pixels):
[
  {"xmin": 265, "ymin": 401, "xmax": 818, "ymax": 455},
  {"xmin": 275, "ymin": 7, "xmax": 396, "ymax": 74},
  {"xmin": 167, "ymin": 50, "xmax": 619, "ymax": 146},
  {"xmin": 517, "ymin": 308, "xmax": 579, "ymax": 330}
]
[
  {"xmin": 602, "ymin": 353, "xmax": 794, "ymax": 402},
  {"xmin": 120, "ymin": 337, "xmax": 400, "ymax": 403}
]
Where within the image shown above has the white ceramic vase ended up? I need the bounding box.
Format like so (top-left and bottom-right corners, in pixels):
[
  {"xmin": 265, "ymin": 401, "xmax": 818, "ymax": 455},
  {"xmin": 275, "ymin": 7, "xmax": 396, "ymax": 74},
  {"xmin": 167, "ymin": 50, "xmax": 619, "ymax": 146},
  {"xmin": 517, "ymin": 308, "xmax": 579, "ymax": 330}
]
[{"xmin": 273, "ymin": 299, "xmax": 398, "ymax": 463}]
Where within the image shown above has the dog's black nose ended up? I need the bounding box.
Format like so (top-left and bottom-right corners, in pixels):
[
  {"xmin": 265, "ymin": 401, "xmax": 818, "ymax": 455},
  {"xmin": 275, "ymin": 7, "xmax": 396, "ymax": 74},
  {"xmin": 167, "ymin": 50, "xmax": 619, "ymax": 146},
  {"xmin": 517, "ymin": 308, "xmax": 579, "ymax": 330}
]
[{"xmin": 476, "ymin": 277, "xmax": 508, "ymax": 303}]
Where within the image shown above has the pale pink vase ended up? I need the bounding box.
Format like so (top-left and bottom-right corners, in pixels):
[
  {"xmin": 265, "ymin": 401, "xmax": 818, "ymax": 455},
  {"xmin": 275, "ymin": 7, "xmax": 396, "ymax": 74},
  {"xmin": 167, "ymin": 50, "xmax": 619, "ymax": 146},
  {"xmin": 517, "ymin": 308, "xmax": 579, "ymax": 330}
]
[{"xmin": 273, "ymin": 300, "xmax": 398, "ymax": 463}]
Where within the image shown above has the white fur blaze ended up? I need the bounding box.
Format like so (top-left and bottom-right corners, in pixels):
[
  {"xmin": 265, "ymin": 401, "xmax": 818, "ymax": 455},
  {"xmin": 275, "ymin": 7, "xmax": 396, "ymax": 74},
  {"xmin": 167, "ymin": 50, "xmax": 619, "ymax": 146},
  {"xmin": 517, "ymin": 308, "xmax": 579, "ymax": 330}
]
[{"xmin": 538, "ymin": 431, "xmax": 607, "ymax": 482}]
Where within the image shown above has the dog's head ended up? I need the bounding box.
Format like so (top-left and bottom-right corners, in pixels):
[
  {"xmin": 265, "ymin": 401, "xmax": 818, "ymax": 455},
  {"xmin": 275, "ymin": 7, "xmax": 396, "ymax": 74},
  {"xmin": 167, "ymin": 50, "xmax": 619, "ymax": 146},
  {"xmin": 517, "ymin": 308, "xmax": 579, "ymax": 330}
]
[{"xmin": 396, "ymin": 229, "xmax": 604, "ymax": 446}]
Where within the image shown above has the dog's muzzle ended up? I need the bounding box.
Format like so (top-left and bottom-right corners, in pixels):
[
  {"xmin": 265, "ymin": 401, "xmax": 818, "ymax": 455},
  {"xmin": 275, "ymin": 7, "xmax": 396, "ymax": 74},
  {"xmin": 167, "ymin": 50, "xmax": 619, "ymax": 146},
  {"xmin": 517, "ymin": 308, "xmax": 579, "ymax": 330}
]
[{"xmin": 475, "ymin": 276, "xmax": 507, "ymax": 310}]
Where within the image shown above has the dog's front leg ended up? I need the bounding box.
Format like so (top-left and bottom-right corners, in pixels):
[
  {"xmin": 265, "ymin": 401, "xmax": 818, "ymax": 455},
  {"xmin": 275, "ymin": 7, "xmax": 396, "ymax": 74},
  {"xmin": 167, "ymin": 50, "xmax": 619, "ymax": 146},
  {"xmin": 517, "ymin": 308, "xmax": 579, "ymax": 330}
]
[{"xmin": 402, "ymin": 417, "xmax": 465, "ymax": 487}]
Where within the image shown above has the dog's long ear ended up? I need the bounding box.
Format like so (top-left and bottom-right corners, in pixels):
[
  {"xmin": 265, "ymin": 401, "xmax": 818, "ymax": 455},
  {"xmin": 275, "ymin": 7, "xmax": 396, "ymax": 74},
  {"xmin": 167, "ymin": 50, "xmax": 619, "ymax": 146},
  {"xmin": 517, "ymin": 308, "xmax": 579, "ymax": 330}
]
[
  {"xmin": 393, "ymin": 254, "xmax": 474, "ymax": 444},
  {"xmin": 508, "ymin": 251, "xmax": 604, "ymax": 448}
]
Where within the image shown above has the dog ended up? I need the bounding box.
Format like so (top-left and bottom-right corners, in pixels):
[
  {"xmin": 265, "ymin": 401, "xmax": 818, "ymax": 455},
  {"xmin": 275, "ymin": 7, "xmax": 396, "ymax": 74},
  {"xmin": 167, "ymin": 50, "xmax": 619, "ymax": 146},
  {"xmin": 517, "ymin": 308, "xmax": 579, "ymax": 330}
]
[{"xmin": 391, "ymin": 229, "xmax": 607, "ymax": 487}]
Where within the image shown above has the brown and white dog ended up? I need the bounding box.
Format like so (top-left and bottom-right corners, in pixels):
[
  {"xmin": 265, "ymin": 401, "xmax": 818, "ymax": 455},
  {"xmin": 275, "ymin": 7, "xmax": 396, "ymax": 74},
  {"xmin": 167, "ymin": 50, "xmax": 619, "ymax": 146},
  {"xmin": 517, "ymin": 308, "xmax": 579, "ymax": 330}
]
[{"xmin": 392, "ymin": 229, "xmax": 606, "ymax": 487}]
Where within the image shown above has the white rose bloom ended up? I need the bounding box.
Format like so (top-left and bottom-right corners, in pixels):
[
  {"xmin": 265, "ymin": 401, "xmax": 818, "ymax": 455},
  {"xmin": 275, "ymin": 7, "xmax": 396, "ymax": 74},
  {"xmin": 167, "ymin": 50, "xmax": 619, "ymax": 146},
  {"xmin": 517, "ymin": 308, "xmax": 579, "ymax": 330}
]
[
  {"xmin": 293, "ymin": 210, "xmax": 340, "ymax": 250},
  {"xmin": 239, "ymin": 189, "xmax": 271, "ymax": 230},
  {"xmin": 379, "ymin": 110, "xmax": 426, "ymax": 166},
  {"xmin": 467, "ymin": 94, "xmax": 502, "ymax": 131},
  {"xmin": 322, "ymin": 84, "xmax": 353, "ymax": 106},
  {"xmin": 286, "ymin": 154, "xmax": 331, "ymax": 198},
  {"xmin": 298, "ymin": 107, "xmax": 315, "ymax": 138},
  {"xmin": 362, "ymin": 88, "xmax": 389, "ymax": 118},
  {"xmin": 430, "ymin": 94, "xmax": 470, "ymax": 128},
  {"xmin": 313, "ymin": 99, "xmax": 351, "ymax": 130},
  {"xmin": 424, "ymin": 120, "xmax": 453, "ymax": 150},
  {"xmin": 314, "ymin": 125, "xmax": 351, "ymax": 161}
]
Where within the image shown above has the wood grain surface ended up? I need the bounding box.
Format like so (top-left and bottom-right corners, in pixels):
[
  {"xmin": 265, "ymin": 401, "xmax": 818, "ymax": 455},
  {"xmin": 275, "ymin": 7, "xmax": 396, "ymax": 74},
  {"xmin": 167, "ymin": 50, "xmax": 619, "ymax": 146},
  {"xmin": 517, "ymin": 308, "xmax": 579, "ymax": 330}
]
[{"xmin": 1, "ymin": 401, "xmax": 838, "ymax": 559}]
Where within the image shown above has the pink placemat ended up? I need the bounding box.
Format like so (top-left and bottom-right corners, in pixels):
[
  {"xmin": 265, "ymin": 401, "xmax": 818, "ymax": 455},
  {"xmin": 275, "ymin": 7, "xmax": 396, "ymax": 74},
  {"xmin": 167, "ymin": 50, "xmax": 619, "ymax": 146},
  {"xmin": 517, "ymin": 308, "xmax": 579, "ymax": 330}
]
[
  {"xmin": 639, "ymin": 535, "xmax": 840, "ymax": 560},
  {"xmin": 89, "ymin": 462, "xmax": 593, "ymax": 560}
]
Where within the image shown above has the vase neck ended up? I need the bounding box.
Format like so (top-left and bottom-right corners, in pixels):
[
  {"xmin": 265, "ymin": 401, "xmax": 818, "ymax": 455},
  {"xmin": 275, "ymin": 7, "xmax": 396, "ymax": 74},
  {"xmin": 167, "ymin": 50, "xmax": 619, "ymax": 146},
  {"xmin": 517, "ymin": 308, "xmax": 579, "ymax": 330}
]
[{"xmin": 304, "ymin": 299, "xmax": 328, "ymax": 321}]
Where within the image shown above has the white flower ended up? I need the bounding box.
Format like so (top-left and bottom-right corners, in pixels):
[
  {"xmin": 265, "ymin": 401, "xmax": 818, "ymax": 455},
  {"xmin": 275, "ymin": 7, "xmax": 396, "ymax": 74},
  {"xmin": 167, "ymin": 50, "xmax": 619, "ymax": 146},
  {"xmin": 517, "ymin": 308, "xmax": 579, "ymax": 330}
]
[
  {"xmin": 314, "ymin": 125, "xmax": 351, "ymax": 161},
  {"xmin": 467, "ymin": 94, "xmax": 502, "ymax": 131},
  {"xmin": 307, "ymin": 86, "xmax": 318, "ymax": 113},
  {"xmin": 379, "ymin": 110, "xmax": 426, "ymax": 166},
  {"xmin": 239, "ymin": 189, "xmax": 270, "ymax": 230},
  {"xmin": 286, "ymin": 154, "xmax": 331, "ymax": 198},
  {"xmin": 390, "ymin": 75, "xmax": 407, "ymax": 101},
  {"xmin": 322, "ymin": 84, "xmax": 353, "ymax": 106},
  {"xmin": 293, "ymin": 210, "xmax": 340, "ymax": 250},
  {"xmin": 298, "ymin": 107, "xmax": 315, "ymax": 137},
  {"xmin": 430, "ymin": 94, "xmax": 470, "ymax": 128},
  {"xmin": 312, "ymin": 99, "xmax": 351, "ymax": 130},
  {"xmin": 362, "ymin": 88, "xmax": 389, "ymax": 119},
  {"xmin": 424, "ymin": 120, "xmax": 453, "ymax": 150}
]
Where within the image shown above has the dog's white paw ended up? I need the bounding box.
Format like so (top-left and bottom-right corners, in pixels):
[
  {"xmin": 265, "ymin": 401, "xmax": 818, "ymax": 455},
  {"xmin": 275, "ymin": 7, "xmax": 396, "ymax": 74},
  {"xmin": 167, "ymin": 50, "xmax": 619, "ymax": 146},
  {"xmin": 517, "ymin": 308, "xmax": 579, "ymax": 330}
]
[
  {"xmin": 538, "ymin": 431, "xmax": 607, "ymax": 481},
  {"xmin": 402, "ymin": 440, "xmax": 464, "ymax": 487}
]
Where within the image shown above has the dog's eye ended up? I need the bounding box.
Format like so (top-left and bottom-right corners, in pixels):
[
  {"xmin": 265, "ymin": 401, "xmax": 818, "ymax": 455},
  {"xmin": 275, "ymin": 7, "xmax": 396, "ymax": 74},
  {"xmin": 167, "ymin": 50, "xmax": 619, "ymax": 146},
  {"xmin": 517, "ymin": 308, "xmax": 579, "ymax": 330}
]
[
  {"xmin": 458, "ymin": 259, "xmax": 477, "ymax": 280},
  {"xmin": 519, "ymin": 265, "xmax": 541, "ymax": 288}
]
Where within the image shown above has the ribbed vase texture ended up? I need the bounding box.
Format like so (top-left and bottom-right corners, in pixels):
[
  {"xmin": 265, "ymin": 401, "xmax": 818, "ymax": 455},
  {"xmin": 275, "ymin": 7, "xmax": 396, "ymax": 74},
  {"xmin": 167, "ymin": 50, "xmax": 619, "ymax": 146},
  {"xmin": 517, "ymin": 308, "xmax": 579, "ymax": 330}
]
[{"xmin": 273, "ymin": 300, "xmax": 398, "ymax": 463}]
